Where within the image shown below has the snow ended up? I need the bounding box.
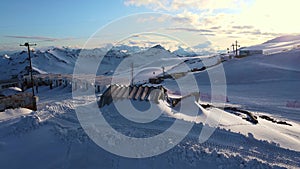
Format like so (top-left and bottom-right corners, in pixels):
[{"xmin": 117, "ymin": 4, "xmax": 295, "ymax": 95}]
[
  {"xmin": 172, "ymin": 46, "xmax": 197, "ymax": 57},
  {"xmin": 0, "ymin": 86, "xmax": 295, "ymax": 168},
  {"xmin": 1, "ymin": 36, "xmax": 300, "ymax": 168},
  {"xmin": 0, "ymin": 87, "xmax": 22, "ymax": 96},
  {"xmin": 244, "ymin": 34, "xmax": 300, "ymax": 55},
  {"xmin": 1, "ymin": 86, "xmax": 298, "ymax": 168},
  {"xmin": 0, "ymin": 47, "xmax": 106, "ymax": 80},
  {"xmin": 0, "ymin": 108, "xmax": 32, "ymax": 121},
  {"xmin": 264, "ymin": 34, "xmax": 300, "ymax": 43}
]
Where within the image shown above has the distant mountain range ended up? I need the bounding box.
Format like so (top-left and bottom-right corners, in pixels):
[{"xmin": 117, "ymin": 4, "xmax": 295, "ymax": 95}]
[
  {"xmin": 1, "ymin": 34, "xmax": 300, "ymax": 81},
  {"xmin": 0, "ymin": 44, "xmax": 201, "ymax": 80}
]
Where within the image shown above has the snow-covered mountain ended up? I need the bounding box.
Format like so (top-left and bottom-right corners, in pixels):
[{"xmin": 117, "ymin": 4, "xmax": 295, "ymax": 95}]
[
  {"xmin": 2, "ymin": 34, "xmax": 300, "ymax": 81},
  {"xmin": 243, "ymin": 34, "xmax": 300, "ymax": 55},
  {"xmin": 0, "ymin": 43, "xmax": 208, "ymax": 80},
  {"xmin": 172, "ymin": 46, "xmax": 197, "ymax": 57},
  {"xmin": 0, "ymin": 46, "xmax": 136, "ymax": 80},
  {"xmin": 1, "ymin": 35, "xmax": 300, "ymax": 168},
  {"xmin": 0, "ymin": 47, "xmax": 80, "ymax": 80},
  {"xmin": 111, "ymin": 44, "xmax": 145, "ymax": 54},
  {"xmin": 264, "ymin": 34, "xmax": 300, "ymax": 44}
]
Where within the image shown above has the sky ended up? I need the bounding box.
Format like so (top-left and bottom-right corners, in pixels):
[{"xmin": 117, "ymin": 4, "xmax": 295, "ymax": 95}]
[{"xmin": 1, "ymin": 0, "xmax": 300, "ymax": 51}]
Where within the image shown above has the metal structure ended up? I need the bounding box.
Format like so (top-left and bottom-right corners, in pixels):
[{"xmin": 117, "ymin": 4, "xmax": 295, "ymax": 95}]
[
  {"xmin": 20, "ymin": 42, "xmax": 36, "ymax": 96},
  {"xmin": 228, "ymin": 40, "xmax": 241, "ymax": 57},
  {"xmin": 235, "ymin": 40, "xmax": 240, "ymax": 56}
]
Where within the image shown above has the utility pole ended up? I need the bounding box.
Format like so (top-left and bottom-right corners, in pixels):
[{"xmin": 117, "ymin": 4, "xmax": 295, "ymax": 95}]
[
  {"xmin": 235, "ymin": 40, "xmax": 240, "ymax": 56},
  {"xmin": 20, "ymin": 42, "xmax": 36, "ymax": 96},
  {"xmin": 162, "ymin": 66, "xmax": 165, "ymax": 78},
  {"xmin": 231, "ymin": 43, "xmax": 235, "ymax": 55},
  {"xmin": 229, "ymin": 41, "xmax": 240, "ymax": 57},
  {"xmin": 130, "ymin": 62, "xmax": 134, "ymax": 85}
]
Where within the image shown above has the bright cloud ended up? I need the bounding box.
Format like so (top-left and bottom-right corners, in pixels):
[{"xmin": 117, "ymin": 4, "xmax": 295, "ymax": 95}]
[
  {"xmin": 239, "ymin": 0, "xmax": 300, "ymax": 33},
  {"xmin": 4, "ymin": 35, "xmax": 74, "ymax": 42},
  {"xmin": 124, "ymin": 0, "xmax": 248, "ymax": 11},
  {"xmin": 124, "ymin": 0, "xmax": 300, "ymax": 48}
]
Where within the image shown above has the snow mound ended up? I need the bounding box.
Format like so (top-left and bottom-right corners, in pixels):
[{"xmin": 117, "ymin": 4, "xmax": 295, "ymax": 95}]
[
  {"xmin": 0, "ymin": 108, "xmax": 32, "ymax": 121},
  {"xmin": 12, "ymin": 115, "xmax": 41, "ymax": 132},
  {"xmin": 0, "ymin": 86, "xmax": 299, "ymax": 168},
  {"xmin": 0, "ymin": 87, "xmax": 22, "ymax": 96}
]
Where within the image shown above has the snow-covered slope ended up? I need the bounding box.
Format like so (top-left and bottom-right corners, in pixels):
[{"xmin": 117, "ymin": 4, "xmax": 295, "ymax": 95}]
[
  {"xmin": 0, "ymin": 47, "xmax": 80, "ymax": 80},
  {"xmin": 264, "ymin": 34, "xmax": 300, "ymax": 44},
  {"xmin": 243, "ymin": 34, "xmax": 300, "ymax": 55},
  {"xmin": 1, "ymin": 35, "xmax": 300, "ymax": 168},
  {"xmin": 0, "ymin": 46, "xmax": 144, "ymax": 80},
  {"xmin": 0, "ymin": 85, "xmax": 299, "ymax": 168}
]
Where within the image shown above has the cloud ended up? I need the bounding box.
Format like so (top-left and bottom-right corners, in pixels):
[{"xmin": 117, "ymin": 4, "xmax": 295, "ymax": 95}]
[
  {"xmin": 174, "ymin": 10, "xmax": 203, "ymax": 26},
  {"xmin": 124, "ymin": 0, "xmax": 248, "ymax": 11},
  {"xmin": 200, "ymin": 33, "xmax": 215, "ymax": 36},
  {"xmin": 210, "ymin": 26, "xmax": 221, "ymax": 30},
  {"xmin": 192, "ymin": 41, "xmax": 213, "ymax": 52},
  {"xmin": 171, "ymin": 0, "xmax": 247, "ymax": 11},
  {"xmin": 237, "ymin": 29, "xmax": 282, "ymax": 37},
  {"xmin": 238, "ymin": 29, "xmax": 261, "ymax": 35},
  {"xmin": 128, "ymin": 40, "xmax": 157, "ymax": 46},
  {"xmin": 124, "ymin": 0, "xmax": 171, "ymax": 11},
  {"xmin": 261, "ymin": 32, "xmax": 282, "ymax": 37},
  {"xmin": 167, "ymin": 27, "xmax": 213, "ymax": 33},
  {"xmin": 239, "ymin": 0, "xmax": 300, "ymax": 34},
  {"xmin": 136, "ymin": 15, "xmax": 157, "ymax": 23},
  {"xmin": 171, "ymin": 16, "xmax": 192, "ymax": 24},
  {"xmin": 226, "ymin": 35, "xmax": 240, "ymax": 39},
  {"xmin": 124, "ymin": 0, "xmax": 300, "ymax": 48},
  {"xmin": 124, "ymin": 38, "xmax": 184, "ymax": 51},
  {"xmin": 131, "ymin": 34, "xmax": 140, "ymax": 38},
  {"xmin": 232, "ymin": 25, "xmax": 254, "ymax": 29},
  {"xmin": 193, "ymin": 41, "xmax": 212, "ymax": 49},
  {"xmin": 4, "ymin": 35, "xmax": 73, "ymax": 42}
]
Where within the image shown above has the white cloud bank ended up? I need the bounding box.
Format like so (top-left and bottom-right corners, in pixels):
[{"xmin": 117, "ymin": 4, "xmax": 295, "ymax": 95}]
[{"xmin": 124, "ymin": 0, "xmax": 300, "ymax": 48}]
